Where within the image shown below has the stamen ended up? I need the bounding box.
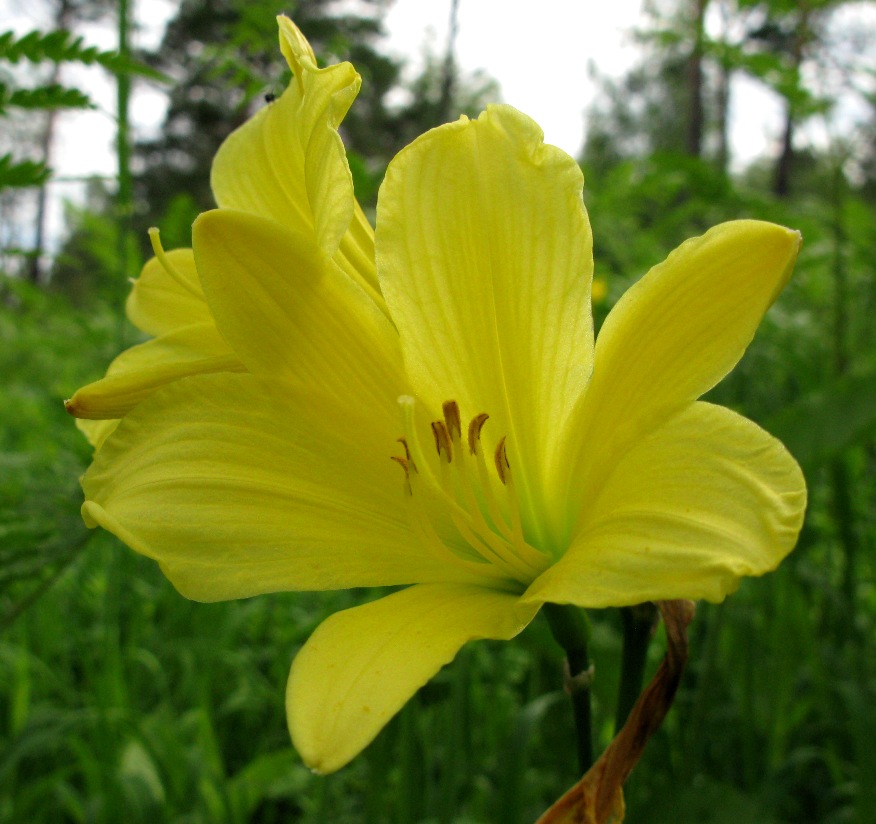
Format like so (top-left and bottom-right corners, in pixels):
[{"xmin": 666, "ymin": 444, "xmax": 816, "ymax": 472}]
[
  {"xmin": 390, "ymin": 455, "xmax": 409, "ymax": 475},
  {"xmin": 447, "ymin": 509, "xmax": 534, "ymax": 582},
  {"xmin": 405, "ymin": 468, "xmax": 508, "ymax": 581},
  {"xmin": 395, "ymin": 396, "xmax": 550, "ymax": 586},
  {"xmin": 467, "ymin": 413, "xmax": 489, "ymax": 455},
  {"xmin": 494, "ymin": 436, "xmax": 510, "ymax": 485},
  {"xmin": 442, "ymin": 400, "xmax": 462, "ymax": 441},
  {"xmin": 470, "ymin": 419, "xmax": 514, "ymax": 543},
  {"xmin": 448, "ymin": 419, "xmax": 520, "ymax": 570},
  {"xmin": 147, "ymin": 227, "xmax": 202, "ymax": 299},
  {"xmin": 493, "ymin": 442, "xmax": 546, "ymax": 572},
  {"xmin": 399, "ymin": 396, "xmax": 430, "ymax": 474},
  {"xmin": 397, "ymin": 437, "xmax": 415, "ymax": 471},
  {"xmin": 431, "ymin": 420, "xmax": 453, "ymax": 463},
  {"xmin": 390, "ymin": 456, "xmax": 412, "ymax": 496}
]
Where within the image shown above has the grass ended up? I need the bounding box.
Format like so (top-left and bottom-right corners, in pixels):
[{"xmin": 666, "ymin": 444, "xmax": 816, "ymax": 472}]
[{"xmin": 3, "ymin": 527, "xmax": 873, "ymax": 822}]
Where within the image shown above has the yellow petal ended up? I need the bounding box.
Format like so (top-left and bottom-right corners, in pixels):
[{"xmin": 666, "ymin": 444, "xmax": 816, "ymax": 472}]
[
  {"xmin": 210, "ymin": 16, "xmax": 381, "ymax": 306},
  {"xmin": 287, "ymin": 583, "xmax": 538, "ymax": 774},
  {"xmin": 376, "ymin": 105, "xmax": 594, "ymax": 546},
  {"xmin": 522, "ymin": 402, "xmax": 806, "ymax": 608},
  {"xmin": 126, "ymin": 248, "xmax": 212, "ymax": 337},
  {"xmin": 82, "ymin": 373, "xmax": 472, "ymax": 601},
  {"xmin": 65, "ymin": 323, "xmax": 243, "ymax": 420},
  {"xmin": 66, "ymin": 245, "xmax": 236, "ymax": 435},
  {"xmin": 193, "ymin": 209, "xmax": 402, "ymax": 407},
  {"xmin": 76, "ymin": 417, "xmax": 119, "ymax": 451},
  {"xmin": 557, "ymin": 220, "xmax": 800, "ymax": 526}
]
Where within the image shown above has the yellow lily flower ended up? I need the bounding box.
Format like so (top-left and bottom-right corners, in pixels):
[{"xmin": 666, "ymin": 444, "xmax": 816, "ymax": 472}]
[
  {"xmin": 69, "ymin": 17, "xmax": 806, "ymax": 775},
  {"xmin": 64, "ymin": 17, "xmax": 373, "ymax": 442}
]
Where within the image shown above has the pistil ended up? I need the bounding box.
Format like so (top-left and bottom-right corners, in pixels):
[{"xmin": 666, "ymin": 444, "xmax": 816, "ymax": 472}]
[{"xmin": 147, "ymin": 227, "xmax": 203, "ymax": 299}]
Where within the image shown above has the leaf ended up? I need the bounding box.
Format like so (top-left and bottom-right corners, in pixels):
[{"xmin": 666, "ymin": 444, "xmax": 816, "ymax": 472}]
[
  {"xmin": 0, "ymin": 81, "xmax": 94, "ymax": 113},
  {"xmin": 226, "ymin": 750, "xmax": 311, "ymax": 819},
  {"xmin": 633, "ymin": 777, "xmax": 781, "ymax": 823},
  {"xmin": 0, "ymin": 29, "xmax": 168, "ymax": 81},
  {"xmin": 0, "ymin": 153, "xmax": 50, "ymax": 189},
  {"xmin": 765, "ymin": 363, "xmax": 876, "ymax": 471}
]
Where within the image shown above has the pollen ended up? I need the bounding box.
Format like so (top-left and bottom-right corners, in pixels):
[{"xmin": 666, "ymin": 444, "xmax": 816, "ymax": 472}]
[{"xmin": 392, "ymin": 396, "xmax": 550, "ymax": 586}]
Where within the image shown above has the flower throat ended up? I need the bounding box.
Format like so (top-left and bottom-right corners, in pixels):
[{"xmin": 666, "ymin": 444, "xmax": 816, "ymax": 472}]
[{"xmin": 393, "ymin": 397, "xmax": 550, "ymax": 587}]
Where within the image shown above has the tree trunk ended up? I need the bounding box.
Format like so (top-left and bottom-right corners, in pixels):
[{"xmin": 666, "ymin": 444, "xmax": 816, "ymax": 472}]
[
  {"xmin": 714, "ymin": 0, "xmax": 732, "ymax": 173},
  {"xmin": 438, "ymin": 0, "xmax": 460, "ymax": 125},
  {"xmin": 685, "ymin": 0, "xmax": 708, "ymax": 157},
  {"xmin": 26, "ymin": 0, "xmax": 72, "ymax": 284},
  {"xmin": 772, "ymin": 3, "xmax": 812, "ymax": 197},
  {"xmin": 773, "ymin": 108, "xmax": 795, "ymax": 196}
]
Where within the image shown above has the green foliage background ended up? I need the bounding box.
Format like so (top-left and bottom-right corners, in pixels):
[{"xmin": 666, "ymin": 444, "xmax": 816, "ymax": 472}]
[{"xmin": 1, "ymin": 0, "xmax": 875, "ymax": 821}]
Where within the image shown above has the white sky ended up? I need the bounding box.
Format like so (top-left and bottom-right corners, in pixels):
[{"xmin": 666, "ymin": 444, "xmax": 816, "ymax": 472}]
[
  {"xmin": 40, "ymin": 0, "xmax": 662, "ymax": 176},
  {"xmin": 384, "ymin": 0, "xmax": 647, "ymax": 157}
]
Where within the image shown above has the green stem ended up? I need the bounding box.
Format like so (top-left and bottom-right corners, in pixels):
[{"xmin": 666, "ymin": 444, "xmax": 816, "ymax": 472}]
[
  {"xmin": 615, "ymin": 603, "xmax": 658, "ymax": 732},
  {"xmin": 543, "ymin": 603, "xmax": 593, "ymax": 773},
  {"xmin": 685, "ymin": 602, "xmax": 724, "ymax": 780},
  {"xmin": 829, "ymin": 156, "xmax": 859, "ymax": 629},
  {"xmin": 116, "ymin": 0, "xmax": 133, "ymax": 348}
]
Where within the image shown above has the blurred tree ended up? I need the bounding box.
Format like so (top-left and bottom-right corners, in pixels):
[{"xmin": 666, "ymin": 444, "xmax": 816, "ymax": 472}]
[
  {"xmin": 583, "ymin": 0, "xmax": 874, "ymax": 189},
  {"xmin": 0, "ymin": 0, "xmax": 124, "ymax": 281},
  {"xmin": 737, "ymin": 0, "xmax": 836, "ymax": 196},
  {"xmin": 27, "ymin": 0, "xmax": 117, "ymax": 284},
  {"xmin": 580, "ymin": 0, "xmax": 715, "ymax": 179},
  {"xmin": 709, "ymin": 0, "xmax": 873, "ymax": 195},
  {"xmin": 28, "ymin": 0, "xmax": 75, "ymax": 286},
  {"xmin": 48, "ymin": 178, "xmax": 137, "ymax": 307},
  {"xmin": 0, "ymin": 0, "xmax": 161, "ymax": 281}
]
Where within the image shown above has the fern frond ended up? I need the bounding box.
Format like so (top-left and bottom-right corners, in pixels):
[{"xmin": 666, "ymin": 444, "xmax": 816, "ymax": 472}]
[{"xmin": 0, "ymin": 153, "xmax": 51, "ymax": 189}]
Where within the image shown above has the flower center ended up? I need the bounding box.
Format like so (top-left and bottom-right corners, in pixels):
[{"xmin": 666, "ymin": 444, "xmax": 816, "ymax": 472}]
[{"xmin": 392, "ymin": 397, "xmax": 551, "ymax": 587}]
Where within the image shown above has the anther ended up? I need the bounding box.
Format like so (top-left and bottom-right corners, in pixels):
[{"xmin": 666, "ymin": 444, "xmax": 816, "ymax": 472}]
[
  {"xmin": 494, "ymin": 436, "xmax": 510, "ymax": 485},
  {"xmin": 442, "ymin": 400, "xmax": 462, "ymax": 441},
  {"xmin": 397, "ymin": 437, "xmax": 415, "ymax": 471},
  {"xmin": 467, "ymin": 413, "xmax": 489, "ymax": 455},
  {"xmin": 431, "ymin": 420, "xmax": 453, "ymax": 463},
  {"xmin": 392, "ymin": 399, "xmax": 551, "ymax": 584},
  {"xmin": 390, "ymin": 456, "xmax": 412, "ymax": 495}
]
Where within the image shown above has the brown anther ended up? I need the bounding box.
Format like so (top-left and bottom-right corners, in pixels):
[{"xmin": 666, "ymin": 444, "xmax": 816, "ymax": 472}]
[
  {"xmin": 431, "ymin": 420, "xmax": 453, "ymax": 462},
  {"xmin": 442, "ymin": 400, "xmax": 462, "ymax": 441},
  {"xmin": 467, "ymin": 413, "xmax": 489, "ymax": 455},
  {"xmin": 390, "ymin": 455, "xmax": 410, "ymax": 479},
  {"xmin": 397, "ymin": 437, "xmax": 411, "ymax": 460},
  {"xmin": 396, "ymin": 437, "xmax": 416, "ymax": 471},
  {"xmin": 494, "ymin": 436, "xmax": 510, "ymax": 484}
]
